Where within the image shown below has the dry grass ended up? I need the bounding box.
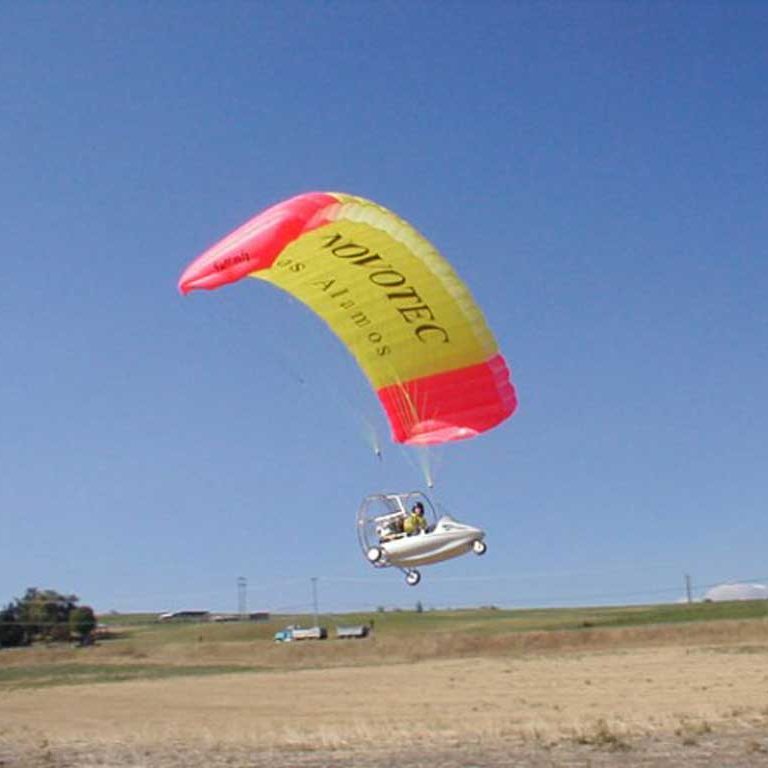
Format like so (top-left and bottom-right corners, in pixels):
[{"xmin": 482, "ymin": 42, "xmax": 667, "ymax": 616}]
[
  {"xmin": 2, "ymin": 613, "xmax": 768, "ymax": 766},
  {"xmin": 3, "ymin": 613, "xmax": 767, "ymax": 675}
]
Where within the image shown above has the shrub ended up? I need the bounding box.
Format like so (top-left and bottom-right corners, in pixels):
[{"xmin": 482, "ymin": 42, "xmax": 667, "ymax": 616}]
[{"xmin": 69, "ymin": 606, "xmax": 97, "ymax": 643}]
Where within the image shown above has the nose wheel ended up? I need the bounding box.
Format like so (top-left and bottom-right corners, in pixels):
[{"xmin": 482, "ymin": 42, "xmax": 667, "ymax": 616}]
[
  {"xmin": 366, "ymin": 546, "xmax": 383, "ymax": 563},
  {"xmin": 405, "ymin": 569, "xmax": 421, "ymax": 586},
  {"xmin": 472, "ymin": 540, "xmax": 487, "ymax": 555}
]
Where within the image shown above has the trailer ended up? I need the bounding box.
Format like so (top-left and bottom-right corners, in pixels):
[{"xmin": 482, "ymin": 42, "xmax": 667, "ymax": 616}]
[{"xmin": 335, "ymin": 625, "xmax": 371, "ymax": 640}]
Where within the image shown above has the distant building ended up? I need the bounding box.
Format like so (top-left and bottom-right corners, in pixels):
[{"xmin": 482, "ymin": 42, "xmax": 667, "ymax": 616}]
[
  {"xmin": 210, "ymin": 612, "xmax": 270, "ymax": 622},
  {"xmin": 159, "ymin": 610, "xmax": 270, "ymax": 623},
  {"xmin": 158, "ymin": 610, "xmax": 210, "ymax": 622},
  {"xmin": 703, "ymin": 583, "xmax": 768, "ymax": 602}
]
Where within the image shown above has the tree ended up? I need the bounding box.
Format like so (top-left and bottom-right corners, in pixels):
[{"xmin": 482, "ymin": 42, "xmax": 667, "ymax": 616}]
[
  {"xmin": 69, "ymin": 606, "xmax": 97, "ymax": 644},
  {"xmin": 15, "ymin": 588, "xmax": 80, "ymax": 642},
  {"xmin": 0, "ymin": 588, "xmax": 94, "ymax": 646},
  {"xmin": 0, "ymin": 603, "xmax": 25, "ymax": 648}
]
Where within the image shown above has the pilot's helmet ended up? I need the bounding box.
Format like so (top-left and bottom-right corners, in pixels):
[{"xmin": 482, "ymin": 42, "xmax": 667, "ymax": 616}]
[{"xmin": 412, "ymin": 502, "xmax": 424, "ymax": 514}]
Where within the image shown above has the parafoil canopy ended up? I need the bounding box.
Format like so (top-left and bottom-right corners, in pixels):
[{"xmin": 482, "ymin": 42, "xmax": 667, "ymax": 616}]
[{"xmin": 178, "ymin": 192, "xmax": 517, "ymax": 445}]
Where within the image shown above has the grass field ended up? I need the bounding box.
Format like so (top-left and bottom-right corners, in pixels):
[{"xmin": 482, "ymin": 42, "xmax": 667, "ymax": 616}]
[
  {"xmin": 2, "ymin": 599, "xmax": 767, "ymax": 687},
  {"xmin": 2, "ymin": 601, "xmax": 768, "ymax": 766}
]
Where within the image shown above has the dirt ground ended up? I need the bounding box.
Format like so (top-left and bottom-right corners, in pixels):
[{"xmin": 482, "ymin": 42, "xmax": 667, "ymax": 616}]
[{"xmin": 2, "ymin": 643, "xmax": 768, "ymax": 766}]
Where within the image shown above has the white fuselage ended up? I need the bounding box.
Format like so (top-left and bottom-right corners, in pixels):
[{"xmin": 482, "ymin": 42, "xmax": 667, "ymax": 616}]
[{"xmin": 381, "ymin": 516, "xmax": 485, "ymax": 568}]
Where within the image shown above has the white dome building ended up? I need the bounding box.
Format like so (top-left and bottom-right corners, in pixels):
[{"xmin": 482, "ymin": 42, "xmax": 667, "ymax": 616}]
[{"xmin": 703, "ymin": 583, "xmax": 768, "ymax": 602}]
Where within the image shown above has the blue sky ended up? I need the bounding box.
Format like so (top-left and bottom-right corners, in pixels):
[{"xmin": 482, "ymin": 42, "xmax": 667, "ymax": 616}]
[{"xmin": 2, "ymin": 2, "xmax": 766, "ymax": 615}]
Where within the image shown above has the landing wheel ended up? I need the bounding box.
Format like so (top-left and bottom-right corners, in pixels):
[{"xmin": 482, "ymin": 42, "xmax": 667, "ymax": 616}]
[
  {"xmin": 405, "ymin": 570, "xmax": 421, "ymax": 586},
  {"xmin": 367, "ymin": 546, "xmax": 383, "ymax": 563},
  {"xmin": 472, "ymin": 540, "xmax": 487, "ymax": 555}
]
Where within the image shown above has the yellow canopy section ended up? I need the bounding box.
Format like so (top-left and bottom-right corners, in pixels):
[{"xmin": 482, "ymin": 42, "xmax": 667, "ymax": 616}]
[{"xmin": 256, "ymin": 193, "xmax": 498, "ymax": 389}]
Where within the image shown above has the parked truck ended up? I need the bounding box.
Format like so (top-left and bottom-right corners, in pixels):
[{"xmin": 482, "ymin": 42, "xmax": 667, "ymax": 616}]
[{"xmin": 273, "ymin": 625, "xmax": 328, "ymax": 642}]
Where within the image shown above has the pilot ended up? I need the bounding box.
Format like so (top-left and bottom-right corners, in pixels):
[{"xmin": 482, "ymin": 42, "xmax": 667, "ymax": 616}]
[{"xmin": 404, "ymin": 502, "xmax": 428, "ymax": 536}]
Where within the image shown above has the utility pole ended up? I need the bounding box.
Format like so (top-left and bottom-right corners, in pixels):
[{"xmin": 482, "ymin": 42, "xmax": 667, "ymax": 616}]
[
  {"xmin": 685, "ymin": 573, "xmax": 693, "ymax": 605},
  {"xmin": 311, "ymin": 576, "xmax": 319, "ymax": 627},
  {"xmin": 237, "ymin": 576, "xmax": 247, "ymax": 618}
]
